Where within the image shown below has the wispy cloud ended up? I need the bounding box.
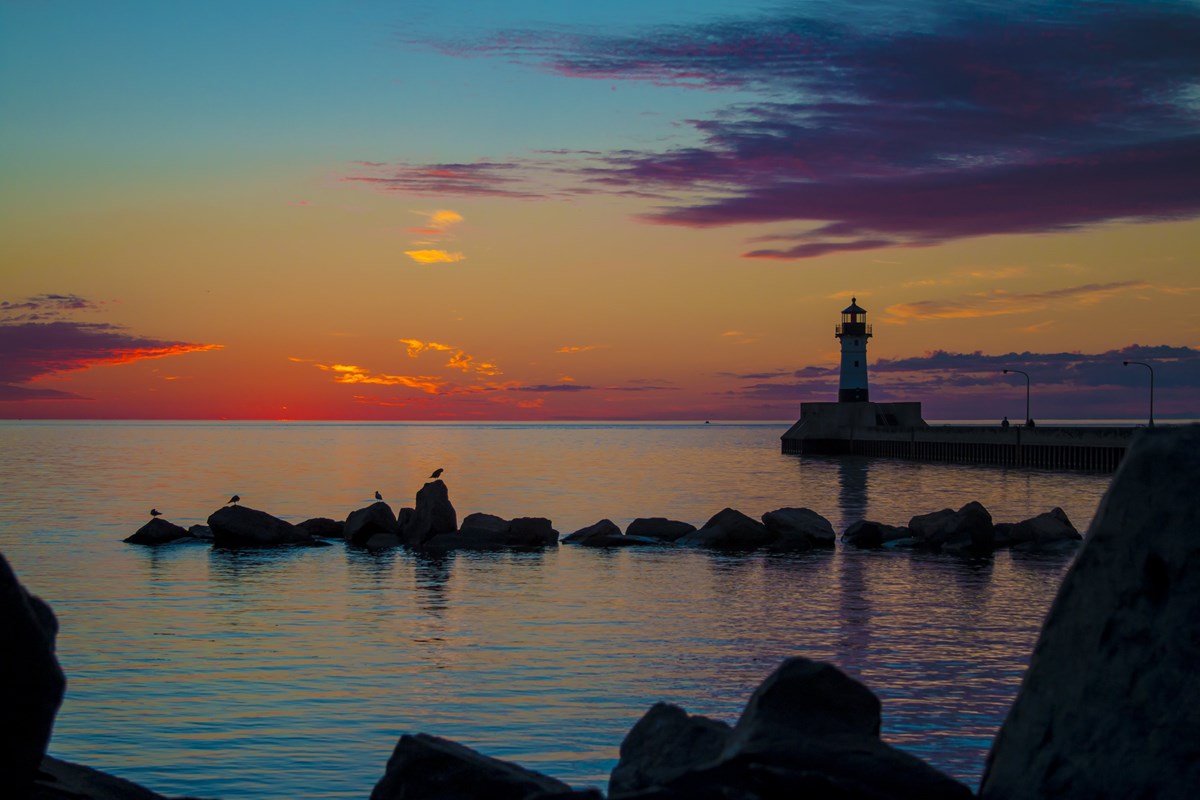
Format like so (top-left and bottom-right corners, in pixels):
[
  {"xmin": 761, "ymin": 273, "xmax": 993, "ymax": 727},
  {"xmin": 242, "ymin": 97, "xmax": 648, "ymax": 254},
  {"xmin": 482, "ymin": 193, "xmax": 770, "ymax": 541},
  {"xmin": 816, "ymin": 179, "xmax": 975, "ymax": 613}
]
[
  {"xmin": 404, "ymin": 249, "xmax": 465, "ymax": 264},
  {"xmin": 556, "ymin": 344, "xmax": 602, "ymax": 354},
  {"xmin": 382, "ymin": 2, "xmax": 1200, "ymax": 260},
  {"xmin": 399, "ymin": 337, "xmax": 502, "ymax": 376},
  {"xmin": 885, "ymin": 281, "xmax": 1150, "ymax": 322},
  {"xmin": 0, "ymin": 295, "xmax": 222, "ymax": 402},
  {"xmin": 313, "ymin": 363, "xmax": 446, "ymax": 394}
]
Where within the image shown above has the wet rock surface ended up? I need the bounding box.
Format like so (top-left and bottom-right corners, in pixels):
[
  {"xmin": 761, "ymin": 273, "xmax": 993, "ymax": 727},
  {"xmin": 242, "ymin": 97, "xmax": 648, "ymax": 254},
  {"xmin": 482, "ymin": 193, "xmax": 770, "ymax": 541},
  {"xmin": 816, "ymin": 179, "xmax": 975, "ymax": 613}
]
[{"xmin": 124, "ymin": 518, "xmax": 192, "ymax": 546}]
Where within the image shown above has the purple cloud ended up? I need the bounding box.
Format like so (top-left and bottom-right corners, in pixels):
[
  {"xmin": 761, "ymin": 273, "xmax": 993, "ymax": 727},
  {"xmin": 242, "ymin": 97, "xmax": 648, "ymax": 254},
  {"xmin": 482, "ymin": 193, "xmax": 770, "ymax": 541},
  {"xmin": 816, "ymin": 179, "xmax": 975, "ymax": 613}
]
[{"xmin": 383, "ymin": 2, "xmax": 1200, "ymax": 258}]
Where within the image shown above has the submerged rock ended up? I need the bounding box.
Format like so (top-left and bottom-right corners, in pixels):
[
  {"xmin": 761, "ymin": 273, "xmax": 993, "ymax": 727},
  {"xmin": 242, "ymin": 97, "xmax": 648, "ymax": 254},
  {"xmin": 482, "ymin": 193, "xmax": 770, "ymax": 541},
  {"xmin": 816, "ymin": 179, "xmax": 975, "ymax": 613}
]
[
  {"xmin": 561, "ymin": 519, "xmax": 655, "ymax": 547},
  {"xmin": 187, "ymin": 524, "xmax": 213, "ymax": 541},
  {"xmin": 625, "ymin": 518, "xmax": 697, "ymax": 542},
  {"xmin": 678, "ymin": 508, "xmax": 773, "ymax": 549},
  {"xmin": 909, "ymin": 501, "xmax": 994, "ymax": 552},
  {"xmin": 371, "ymin": 732, "xmax": 571, "ymax": 800},
  {"xmin": 296, "ymin": 517, "xmax": 345, "ymax": 540},
  {"xmin": 123, "ymin": 518, "xmax": 191, "ymax": 546},
  {"xmin": 609, "ymin": 702, "xmax": 731, "ymax": 797},
  {"xmin": 207, "ymin": 505, "xmax": 313, "ymax": 548},
  {"xmin": 841, "ymin": 520, "xmax": 910, "ymax": 549},
  {"xmin": 1, "ymin": 552, "xmax": 66, "ymax": 798},
  {"xmin": 344, "ymin": 502, "xmax": 398, "ymax": 546},
  {"xmin": 981, "ymin": 426, "xmax": 1200, "ymax": 800},
  {"xmin": 761, "ymin": 507, "xmax": 836, "ymax": 550}
]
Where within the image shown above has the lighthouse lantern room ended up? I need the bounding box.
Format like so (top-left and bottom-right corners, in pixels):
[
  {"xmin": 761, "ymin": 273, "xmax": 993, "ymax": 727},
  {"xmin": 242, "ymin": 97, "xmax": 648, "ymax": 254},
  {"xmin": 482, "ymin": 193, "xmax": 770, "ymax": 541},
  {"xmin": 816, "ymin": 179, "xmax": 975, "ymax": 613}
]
[{"xmin": 835, "ymin": 297, "xmax": 872, "ymax": 402}]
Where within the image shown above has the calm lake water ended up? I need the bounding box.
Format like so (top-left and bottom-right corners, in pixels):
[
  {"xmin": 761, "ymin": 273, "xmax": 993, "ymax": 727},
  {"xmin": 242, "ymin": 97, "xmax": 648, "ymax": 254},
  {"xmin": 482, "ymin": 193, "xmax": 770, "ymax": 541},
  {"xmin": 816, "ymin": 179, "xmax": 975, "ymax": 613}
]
[{"xmin": 0, "ymin": 421, "xmax": 1117, "ymax": 798}]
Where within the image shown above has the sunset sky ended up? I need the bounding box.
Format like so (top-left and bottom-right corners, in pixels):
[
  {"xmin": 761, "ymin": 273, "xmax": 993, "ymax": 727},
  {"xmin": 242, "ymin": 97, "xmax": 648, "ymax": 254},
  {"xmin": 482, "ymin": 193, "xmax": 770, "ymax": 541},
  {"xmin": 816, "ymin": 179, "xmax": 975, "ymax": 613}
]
[{"xmin": 2, "ymin": 0, "xmax": 1198, "ymax": 420}]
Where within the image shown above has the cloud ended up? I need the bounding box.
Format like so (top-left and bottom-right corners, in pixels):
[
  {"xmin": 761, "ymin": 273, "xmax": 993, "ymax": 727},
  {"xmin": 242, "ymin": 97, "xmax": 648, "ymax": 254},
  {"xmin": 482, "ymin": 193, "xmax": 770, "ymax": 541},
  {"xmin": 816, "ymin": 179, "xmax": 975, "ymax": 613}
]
[
  {"xmin": 405, "ymin": 249, "xmax": 465, "ymax": 264},
  {"xmin": 510, "ymin": 383, "xmax": 594, "ymax": 392},
  {"xmin": 347, "ymin": 162, "xmax": 547, "ymax": 198},
  {"xmin": 556, "ymin": 345, "xmax": 602, "ymax": 354},
  {"xmin": 386, "ymin": 2, "xmax": 1200, "ymax": 259},
  {"xmin": 885, "ymin": 281, "xmax": 1150, "ymax": 322},
  {"xmin": 313, "ymin": 363, "xmax": 446, "ymax": 394},
  {"xmin": 399, "ymin": 338, "xmax": 502, "ymax": 376},
  {"xmin": 0, "ymin": 315, "xmax": 222, "ymax": 401},
  {"xmin": 0, "ymin": 293, "xmax": 101, "ymax": 322}
]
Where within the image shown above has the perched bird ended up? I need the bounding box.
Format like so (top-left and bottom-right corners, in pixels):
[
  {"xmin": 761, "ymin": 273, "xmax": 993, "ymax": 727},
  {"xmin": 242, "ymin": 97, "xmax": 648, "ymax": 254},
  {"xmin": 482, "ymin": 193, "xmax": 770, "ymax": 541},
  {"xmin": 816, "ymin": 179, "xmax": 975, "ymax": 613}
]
[
  {"xmin": 375, "ymin": 490, "xmax": 383, "ymax": 501},
  {"xmin": 227, "ymin": 495, "xmax": 240, "ymax": 505},
  {"xmin": 150, "ymin": 508, "xmax": 162, "ymax": 517},
  {"xmin": 429, "ymin": 468, "xmax": 444, "ymax": 479}
]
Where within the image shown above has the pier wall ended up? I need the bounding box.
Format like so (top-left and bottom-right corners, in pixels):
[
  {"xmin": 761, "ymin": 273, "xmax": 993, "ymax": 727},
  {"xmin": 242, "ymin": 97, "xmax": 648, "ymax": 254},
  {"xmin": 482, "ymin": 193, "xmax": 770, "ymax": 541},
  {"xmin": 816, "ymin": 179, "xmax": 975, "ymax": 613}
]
[{"xmin": 781, "ymin": 402, "xmax": 1137, "ymax": 471}]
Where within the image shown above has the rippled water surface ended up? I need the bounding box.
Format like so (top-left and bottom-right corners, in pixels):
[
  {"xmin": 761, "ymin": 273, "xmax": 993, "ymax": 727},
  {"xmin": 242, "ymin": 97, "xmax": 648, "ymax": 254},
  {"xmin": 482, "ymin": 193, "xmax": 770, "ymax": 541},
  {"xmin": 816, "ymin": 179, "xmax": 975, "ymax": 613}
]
[{"xmin": 0, "ymin": 421, "xmax": 1115, "ymax": 798}]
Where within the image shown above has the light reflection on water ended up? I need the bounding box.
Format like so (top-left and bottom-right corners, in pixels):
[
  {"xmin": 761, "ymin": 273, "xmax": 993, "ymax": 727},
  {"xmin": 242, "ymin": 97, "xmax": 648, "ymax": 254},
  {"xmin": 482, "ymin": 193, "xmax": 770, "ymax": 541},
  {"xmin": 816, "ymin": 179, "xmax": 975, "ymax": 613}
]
[{"xmin": 0, "ymin": 422, "xmax": 1111, "ymax": 798}]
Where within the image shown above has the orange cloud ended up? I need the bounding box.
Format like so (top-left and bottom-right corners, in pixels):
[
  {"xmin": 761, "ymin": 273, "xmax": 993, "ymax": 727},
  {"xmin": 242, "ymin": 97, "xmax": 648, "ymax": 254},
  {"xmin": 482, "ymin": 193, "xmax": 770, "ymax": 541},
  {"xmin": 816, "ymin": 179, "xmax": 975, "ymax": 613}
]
[
  {"xmin": 556, "ymin": 345, "xmax": 602, "ymax": 354},
  {"xmin": 400, "ymin": 338, "xmax": 502, "ymax": 376},
  {"xmin": 399, "ymin": 338, "xmax": 455, "ymax": 357},
  {"xmin": 405, "ymin": 249, "xmax": 465, "ymax": 264},
  {"xmin": 886, "ymin": 281, "xmax": 1151, "ymax": 322},
  {"xmin": 314, "ymin": 363, "xmax": 445, "ymax": 394}
]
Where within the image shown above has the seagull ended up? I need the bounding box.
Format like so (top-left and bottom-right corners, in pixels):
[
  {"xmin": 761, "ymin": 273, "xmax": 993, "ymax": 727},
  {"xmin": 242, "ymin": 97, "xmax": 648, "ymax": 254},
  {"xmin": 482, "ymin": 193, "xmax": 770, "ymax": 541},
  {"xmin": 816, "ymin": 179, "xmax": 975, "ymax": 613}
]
[
  {"xmin": 150, "ymin": 508, "xmax": 162, "ymax": 517},
  {"xmin": 429, "ymin": 468, "xmax": 444, "ymax": 479},
  {"xmin": 375, "ymin": 490, "xmax": 383, "ymax": 500},
  {"xmin": 227, "ymin": 495, "xmax": 240, "ymax": 505}
]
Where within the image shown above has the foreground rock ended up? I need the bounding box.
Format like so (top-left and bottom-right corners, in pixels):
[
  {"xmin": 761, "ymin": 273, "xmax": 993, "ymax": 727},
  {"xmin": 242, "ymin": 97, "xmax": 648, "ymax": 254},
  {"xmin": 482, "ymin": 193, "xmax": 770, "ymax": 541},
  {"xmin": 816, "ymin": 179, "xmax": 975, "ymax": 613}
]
[
  {"xmin": 371, "ymin": 733, "xmax": 571, "ymax": 800},
  {"xmin": 425, "ymin": 514, "xmax": 560, "ymax": 550},
  {"xmin": 207, "ymin": 505, "xmax": 315, "ymax": 548},
  {"xmin": 678, "ymin": 508, "xmax": 774, "ymax": 549},
  {"xmin": 981, "ymin": 426, "xmax": 1200, "ymax": 799},
  {"xmin": 625, "ymin": 518, "xmax": 696, "ymax": 542},
  {"xmin": 841, "ymin": 520, "xmax": 911, "ymax": 548},
  {"xmin": 123, "ymin": 518, "xmax": 192, "ymax": 546},
  {"xmin": 1, "ymin": 552, "xmax": 66, "ymax": 798},
  {"xmin": 619, "ymin": 658, "xmax": 973, "ymax": 800},
  {"xmin": 344, "ymin": 502, "xmax": 399, "ymax": 547},
  {"xmin": 609, "ymin": 702, "xmax": 731, "ymax": 796},
  {"xmin": 33, "ymin": 755, "xmax": 173, "ymax": 800},
  {"xmin": 761, "ymin": 507, "xmax": 836, "ymax": 551},
  {"xmin": 401, "ymin": 480, "xmax": 457, "ymax": 547},
  {"xmin": 908, "ymin": 501, "xmax": 994, "ymax": 552}
]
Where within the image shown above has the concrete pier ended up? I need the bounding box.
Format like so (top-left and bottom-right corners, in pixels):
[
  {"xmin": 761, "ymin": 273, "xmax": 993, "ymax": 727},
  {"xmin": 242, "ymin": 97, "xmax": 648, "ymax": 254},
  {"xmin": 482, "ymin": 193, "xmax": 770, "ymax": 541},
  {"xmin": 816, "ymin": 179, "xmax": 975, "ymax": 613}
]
[{"xmin": 781, "ymin": 402, "xmax": 1136, "ymax": 471}]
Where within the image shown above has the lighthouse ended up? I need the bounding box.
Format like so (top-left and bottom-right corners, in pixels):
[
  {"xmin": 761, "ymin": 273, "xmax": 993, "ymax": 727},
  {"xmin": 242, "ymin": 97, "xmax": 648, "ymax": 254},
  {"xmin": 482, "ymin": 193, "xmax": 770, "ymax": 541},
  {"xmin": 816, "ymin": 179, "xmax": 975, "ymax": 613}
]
[{"xmin": 835, "ymin": 297, "xmax": 871, "ymax": 402}]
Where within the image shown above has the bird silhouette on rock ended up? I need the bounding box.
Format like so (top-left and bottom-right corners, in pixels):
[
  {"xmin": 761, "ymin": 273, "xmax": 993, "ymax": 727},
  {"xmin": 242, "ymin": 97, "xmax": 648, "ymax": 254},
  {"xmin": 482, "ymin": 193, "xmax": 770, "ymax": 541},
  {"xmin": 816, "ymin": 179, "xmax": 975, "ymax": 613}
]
[
  {"xmin": 150, "ymin": 508, "xmax": 162, "ymax": 517},
  {"xmin": 429, "ymin": 468, "xmax": 444, "ymax": 479},
  {"xmin": 227, "ymin": 495, "xmax": 240, "ymax": 505},
  {"xmin": 375, "ymin": 490, "xmax": 383, "ymax": 500}
]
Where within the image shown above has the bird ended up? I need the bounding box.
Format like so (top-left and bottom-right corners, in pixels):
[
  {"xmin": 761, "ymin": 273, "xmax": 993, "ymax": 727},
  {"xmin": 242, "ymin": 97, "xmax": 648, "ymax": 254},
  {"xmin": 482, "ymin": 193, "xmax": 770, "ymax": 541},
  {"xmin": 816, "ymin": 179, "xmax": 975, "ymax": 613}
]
[
  {"xmin": 227, "ymin": 495, "xmax": 240, "ymax": 505},
  {"xmin": 429, "ymin": 468, "xmax": 444, "ymax": 479},
  {"xmin": 150, "ymin": 508, "xmax": 162, "ymax": 517},
  {"xmin": 375, "ymin": 490, "xmax": 383, "ymax": 500}
]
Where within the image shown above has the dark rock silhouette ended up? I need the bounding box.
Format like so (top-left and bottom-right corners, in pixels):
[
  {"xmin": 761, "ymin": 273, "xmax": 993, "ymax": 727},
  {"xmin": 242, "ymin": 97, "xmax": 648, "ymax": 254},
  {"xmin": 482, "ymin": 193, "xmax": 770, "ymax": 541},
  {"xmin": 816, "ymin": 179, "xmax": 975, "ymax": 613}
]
[
  {"xmin": 401, "ymin": 480, "xmax": 457, "ymax": 547},
  {"xmin": 186, "ymin": 524, "xmax": 213, "ymax": 541},
  {"xmin": 841, "ymin": 520, "xmax": 911, "ymax": 549},
  {"xmin": 207, "ymin": 505, "xmax": 313, "ymax": 548},
  {"xmin": 625, "ymin": 518, "xmax": 696, "ymax": 542},
  {"xmin": 370, "ymin": 732, "xmax": 570, "ymax": 800},
  {"xmin": 344, "ymin": 502, "xmax": 399, "ymax": 546},
  {"xmin": 908, "ymin": 501, "xmax": 994, "ymax": 552},
  {"xmin": 981, "ymin": 426, "xmax": 1200, "ymax": 799},
  {"xmin": 563, "ymin": 519, "xmax": 658, "ymax": 547},
  {"xmin": 761, "ymin": 507, "xmax": 836, "ymax": 550},
  {"xmin": 296, "ymin": 517, "xmax": 345, "ymax": 540},
  {"xmin": 1, "ymin": 552, "xmax": 66, "ymax": 798},
  {"xmin": 123, "ymin": 518, "xmax": 191, "ymax": 546},
  {"xmin": 1006, "ymin": 506, "xmax": 1081, "ymax": 551},
  {"xmin": 33, "ymin": 755, "xmax": 173, "ymax": 799},
  {"xmin": 608, "ymin": 702, "xmax": 731, "ymax": 797},
  {"xmin": 425, "ymin": 513, "xmax": 561, "ymax": 550},
  {"xmin": 678, "ymin": 508, "xmax": 774, "ymax": 549}
]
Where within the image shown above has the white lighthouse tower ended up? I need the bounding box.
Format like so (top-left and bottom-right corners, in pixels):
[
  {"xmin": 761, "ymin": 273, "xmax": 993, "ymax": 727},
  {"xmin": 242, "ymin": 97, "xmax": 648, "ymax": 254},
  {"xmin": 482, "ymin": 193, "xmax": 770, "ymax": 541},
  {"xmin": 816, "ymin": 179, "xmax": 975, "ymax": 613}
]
[{"xmin": 835, "ymin": 297, "xmax": 871, "ymax": 402}]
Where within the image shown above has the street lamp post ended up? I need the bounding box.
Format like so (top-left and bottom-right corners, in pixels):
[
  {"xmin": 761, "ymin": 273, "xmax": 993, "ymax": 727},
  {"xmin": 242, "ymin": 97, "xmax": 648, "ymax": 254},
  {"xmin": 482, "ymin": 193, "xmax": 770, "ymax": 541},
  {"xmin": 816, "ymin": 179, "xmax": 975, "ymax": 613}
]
[
  {"xmin": 1123, "ymin": 361, "xmax": 1154, "ymax": 427},
  {"xmin": 1003, "ymin": 369, "xmax": 1031, "ymax": 427}
]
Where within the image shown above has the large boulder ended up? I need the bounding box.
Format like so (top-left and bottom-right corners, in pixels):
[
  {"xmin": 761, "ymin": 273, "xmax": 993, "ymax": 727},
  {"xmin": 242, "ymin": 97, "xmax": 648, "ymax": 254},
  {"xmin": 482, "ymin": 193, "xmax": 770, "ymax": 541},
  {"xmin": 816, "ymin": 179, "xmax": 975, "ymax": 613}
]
[
  {"xmin": 717, "ymin": 658, "xmax": 972, "ymax": 799},
  {"xmin": 1, "ymin": 552, "xmax": 66, "ymax": 798},
  {"xmin": 123, "ymin": 517, "xmax": 192, "ymax": 546},
  {"xmin": 1006, "ymin": 507, "xmax": 1082, "ymax": 551},
  {"xmin": 980, "ymin": 426, "xmax": 1200, "ymax": 800},
  {"xmin": 424, "ymin": 513, "xmax": 560, "ymax": 550},
  {"xmin": 842, "ymin": 520, "xmax": 910, "ymax": 549},
  {"xmin": 609, "ymin": 702, "xmax": 731, "ymax": 797},
  {"xmin": 207, "ymin": 505, "xmax": 313, "ymax": 547},
  {"xmin": 678, "ymin": 508, "xmax": 773, "ymax": 549},
  {"xmin": 344, "ymin": 502, "xmax": 399, "ymax": 546},
  {"xmin": 401, "ymin": 480, "xmax": 458, "ymax": 547},
  {"xmin": 761, "ymin": 508, "xmax": 836, "ymax": 550},
  {"xmin": 370, "ymin": 733, "xmax": 572, "ymax": 800},
  {"xmin": 33, "ymin": 755, "xmax": 171, "ymax": 800},
  {"xmin": 908, "ymin": 501, "xmax": 994, "ymax": 552},
  {"xmin": 625, "ymin": 518, "xmax": 697, "ymax": 542}
]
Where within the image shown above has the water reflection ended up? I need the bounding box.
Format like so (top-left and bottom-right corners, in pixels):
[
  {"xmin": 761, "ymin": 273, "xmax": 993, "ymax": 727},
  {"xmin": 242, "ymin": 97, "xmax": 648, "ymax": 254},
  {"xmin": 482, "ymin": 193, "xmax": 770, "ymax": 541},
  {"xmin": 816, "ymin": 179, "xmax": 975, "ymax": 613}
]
[
  {"xmin": 413, "ymin": 551, "xmax": 452, "ymax": 617},
  {"xmin": 345, "ymin": 545, "xmax": 400, "ymax": 591},
  {"xmin": 836, "ymin": 551, "xmax": 872, "ymax": 674},
  {"xmin": 836, "ymin": 457, "xmax": 870, "ymax": 526}
]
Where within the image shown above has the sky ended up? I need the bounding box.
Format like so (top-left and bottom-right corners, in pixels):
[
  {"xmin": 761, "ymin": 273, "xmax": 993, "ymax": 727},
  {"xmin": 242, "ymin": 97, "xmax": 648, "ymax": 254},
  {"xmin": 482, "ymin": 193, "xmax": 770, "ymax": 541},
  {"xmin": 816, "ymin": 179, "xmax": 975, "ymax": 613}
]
[{"xmin": 2, "ymin": 0, "xmax": 1198, "ymax": 421}]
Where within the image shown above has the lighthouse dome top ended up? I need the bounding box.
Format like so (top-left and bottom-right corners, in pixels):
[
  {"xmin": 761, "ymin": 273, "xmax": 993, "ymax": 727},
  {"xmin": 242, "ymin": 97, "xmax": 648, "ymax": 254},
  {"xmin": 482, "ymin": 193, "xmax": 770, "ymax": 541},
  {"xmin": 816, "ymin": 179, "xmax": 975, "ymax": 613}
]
[{"xmin": 841, "ymin": 297, "xmax": 866, "ymax": 315}]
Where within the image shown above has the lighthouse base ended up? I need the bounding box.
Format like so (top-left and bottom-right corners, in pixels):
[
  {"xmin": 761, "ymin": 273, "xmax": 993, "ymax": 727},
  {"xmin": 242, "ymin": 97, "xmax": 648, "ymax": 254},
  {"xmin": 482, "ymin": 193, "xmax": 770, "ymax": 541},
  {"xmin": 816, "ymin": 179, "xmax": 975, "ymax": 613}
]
[{"xmin": 838, "ymin": 388, "xmax": 869, "ymax": 402}]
